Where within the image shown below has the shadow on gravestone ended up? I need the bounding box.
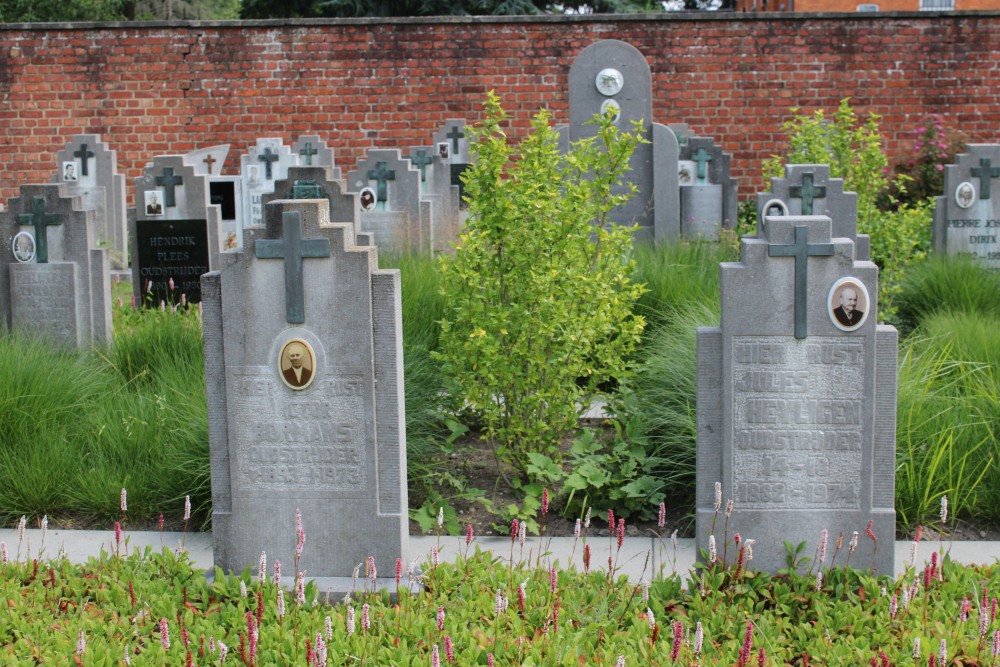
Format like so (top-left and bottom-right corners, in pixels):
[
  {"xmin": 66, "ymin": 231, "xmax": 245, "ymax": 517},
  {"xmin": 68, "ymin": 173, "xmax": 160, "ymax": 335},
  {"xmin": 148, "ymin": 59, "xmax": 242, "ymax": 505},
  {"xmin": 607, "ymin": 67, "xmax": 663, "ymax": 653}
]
[
  {"xmin": 0, "ymin": 184, "xmax": 112, "ymax": 350},
  {"xmin": 54, "ymin": 134, "xmax": 128, "ymax": 270},
  {"xmin": 131, "ymin": 156, "xmax": 221, "ymax": 307},
  {"xmin": 933, "ymin": 144, "xmax": 1000, "ymax": 269},
  {"xmin": 202, "ymin": 199, "xmax": 407, "ymax": 597},
  {"xmin": 696, "ymin": 214, "xmax": 897, "ymax": 575},
  {"xmin": 757, "ymin": 164, "xmax": 870, "ymax": 262}
]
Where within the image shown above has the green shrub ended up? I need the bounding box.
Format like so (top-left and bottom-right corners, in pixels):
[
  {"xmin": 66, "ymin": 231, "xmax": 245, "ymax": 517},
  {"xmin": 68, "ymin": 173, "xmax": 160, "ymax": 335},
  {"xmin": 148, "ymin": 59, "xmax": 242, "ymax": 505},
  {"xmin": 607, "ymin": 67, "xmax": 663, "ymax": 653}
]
[
  {"xmin": 894, "ymin": 255, "xmax": 1000, "ymax": 334},
  {"xmin": 436, "ymin": 93, "xmax": 646, "ymax": 477}
]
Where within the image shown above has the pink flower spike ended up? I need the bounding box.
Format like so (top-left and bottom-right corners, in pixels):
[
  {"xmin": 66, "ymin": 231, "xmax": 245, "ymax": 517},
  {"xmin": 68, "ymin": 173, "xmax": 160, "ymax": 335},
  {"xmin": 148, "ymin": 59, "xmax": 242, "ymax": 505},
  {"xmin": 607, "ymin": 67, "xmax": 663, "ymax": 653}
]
[
  {"xmin": 160, "ymin": 618, "xmax": 170, "ymax": 650},
  {"xmin": 183, "ymin": 496, "xmax": 191, "ymax": 522},
  {"xmin": 432, "ymin": 644, "xmax": 440, "ymax": 667},
  {"xmin": 541, "ymin": 488, "xmax": 549, "ymax": 517},
  {"xmin": 465, "ymin": 524, "xmax": 473, "ymax": 546},
  {"xmin": 670, "ymin": 621, "xmax": 682, "ymax": 660},
  {"xmin": 510, "ymin": 518, "xmax": 519, "ymax": 543},
  {"xmin": 658, "ymin": 502, "xmax": 666, "ymax": 530},
  {"xmin": 77, "ymin": 629, "xmax": 86, "ymax": 655},
  {"xmin": 395, "ymin": 557, "xmax": 402, "ymax": 586},
  {"xmin": 437, "ymin": 605, "xmax": 445, "ymax": 631}
]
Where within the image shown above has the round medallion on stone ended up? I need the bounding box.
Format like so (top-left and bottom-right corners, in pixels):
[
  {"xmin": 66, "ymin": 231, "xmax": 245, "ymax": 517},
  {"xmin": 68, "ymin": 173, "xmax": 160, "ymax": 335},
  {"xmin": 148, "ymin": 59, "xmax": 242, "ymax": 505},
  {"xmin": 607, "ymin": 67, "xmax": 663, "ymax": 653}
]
[
  {"xmin": 279, "ymin": 338, "xmax": 316, "ymax": 390},
  {"xmin": 954, "ymin": 181, "xmax": 976, "ymax": 209},
  {"xmin": 11, "ymin": 231, "xmax": 35, "ymax": 263},
  {"xmin": 828, "ymin": 277, "xmax": 870, "ymax": 332},
  {"xmin": 600, "ymin": 99, "xmax": 621, "ymax": 124},
  {"xmin": 595, "ymin": 68, "xmax": 624, "ymax": 97}
]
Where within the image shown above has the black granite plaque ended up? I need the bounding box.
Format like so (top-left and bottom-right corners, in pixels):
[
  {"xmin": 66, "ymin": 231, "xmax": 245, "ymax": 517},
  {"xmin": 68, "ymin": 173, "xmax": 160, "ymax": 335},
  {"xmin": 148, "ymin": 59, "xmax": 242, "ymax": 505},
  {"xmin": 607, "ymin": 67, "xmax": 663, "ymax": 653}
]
[
  {"xmin": 135, "ymin": 219, "xmax": 210, "ymax": 305},
  {"xmin": 210, "ymin": 181, "xmax": 237, "ymax": 222}
]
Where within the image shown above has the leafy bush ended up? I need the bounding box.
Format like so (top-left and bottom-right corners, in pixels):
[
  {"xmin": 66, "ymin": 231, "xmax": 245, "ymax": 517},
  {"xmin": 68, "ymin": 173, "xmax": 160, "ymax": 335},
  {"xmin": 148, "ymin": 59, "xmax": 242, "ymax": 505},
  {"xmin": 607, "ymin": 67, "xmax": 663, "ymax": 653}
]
[
  {"xmin": 894, "ymin": 255, "xmax": 1000, "ymax": 334},
  {"xmin": 889, "ymin": 113, "xmax": 968, "ymax": 207},
  {"xmin": 436, "ymin": 93, "xmax": 646, "ymax": 477}
]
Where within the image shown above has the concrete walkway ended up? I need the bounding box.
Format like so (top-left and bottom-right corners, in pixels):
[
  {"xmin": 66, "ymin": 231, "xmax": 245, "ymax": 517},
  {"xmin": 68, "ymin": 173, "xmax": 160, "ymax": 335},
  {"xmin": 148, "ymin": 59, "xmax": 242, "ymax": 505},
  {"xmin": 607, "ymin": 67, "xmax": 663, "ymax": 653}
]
[{"xmin": 2, "ymin": 528, "xmax": 998, "ymax": 583}]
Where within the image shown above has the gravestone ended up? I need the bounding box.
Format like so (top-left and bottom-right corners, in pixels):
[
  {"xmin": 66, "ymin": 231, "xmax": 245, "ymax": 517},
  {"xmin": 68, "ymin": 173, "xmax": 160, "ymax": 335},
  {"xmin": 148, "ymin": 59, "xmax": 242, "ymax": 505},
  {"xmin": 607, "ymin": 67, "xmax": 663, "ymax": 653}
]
[
  {"xmin": 678, "ymin": 137, "xmax": 738, "ymax": 241},
  {"xmin": 408, "ymin": 145, "xmax": 464, "ymax": 254},
  {"xmin": 559, "ymin": 39, "xmax": 680, "ymax": 243},
  {"xmin": 263, "ymin": 166, "xmax": 370, "ymax": 246},
  {"xmin": 757, "ymin": 165, "xmax": 869, "ymax": 261},
  {"xmin": 932, "ymin": 145, "xmax": 1000, "ymax": 269},
  {"xmin": 241, "ymin": 139, "xmax": 298, "ymax": 232},
  {"xmin": 186, "ymin": 145, "xmax": 240, "ymax": 250},
  {"xmin": 346, "ymin": 150, "xmax": 430, "ymax": 253},
  {"xmin": 131, "ymin": 156, "xmax": 221, "ymax": 306},
  {"xmin": 187, "ymin": 145, "xmax": 230, "ymax": 177},
  {"xmin": 54, "ymin": 135, "xmax": 128, "ymax": 269},
  {"xmin": 291, "ymin": 135, "xmax": 340, "ymax": 179},
  {"xmin": 202, "ymin": 198, "xmax": 407, "ymax": 592},
  {"xmin": 431, "ymin": 119, "xmax": 471, "ymax": 204},
  {"xmin": 0, "ymin": 184, "xmax": 112, "ymax": 349},
  {"xmin": 696, "ymin": 214, "xmax": 897, "ymax": 575}
]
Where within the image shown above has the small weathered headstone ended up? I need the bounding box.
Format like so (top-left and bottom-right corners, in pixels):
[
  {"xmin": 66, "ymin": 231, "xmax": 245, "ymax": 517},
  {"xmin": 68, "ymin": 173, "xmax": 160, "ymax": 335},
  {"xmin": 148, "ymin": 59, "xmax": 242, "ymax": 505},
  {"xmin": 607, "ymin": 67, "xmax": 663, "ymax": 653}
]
[
  {"xmin": 757, "ymin": 165, "xmax": 869, "ymax": 261},
  {"xmin": 202, "ymin": 198, "xmax": 408, "ymax": 593},
  {"xmin": 131, "ymin": 156, "xmax": 221, "ymax": 306},
  {"xmin": 678, "ymin": 137, "xmax": 738, "ymax": 241},
  {"xmin": 291, "ymin": 135, "xmax": 339, "ymax": 178},
  {"xmin": 431, "ymin": 120, "xmax": 471, "ymax": 203},
  {"xmin": 347, "ymin": 150, "xmax": 429, "ymax": 253},
  {"xmin": 241, "ymin": 139, "xmax": 297, "ymax": 232},
  {"xmin": 933, "ymin": 145, "xmax": 1000, "ymax": 268},
  {"xmin": 0, "ymin": 184, "xmax": 112, "ymax": 349},
  {"xmin": 263, "ymin": 165, "xmax": 368, "ymax": 244},
  {"xmin": 407, "ymin": 145, "xmax": 464, "ymax": 254},
  {"xmin": 696, "ymin": 214, "xmax": 897, "ymax": 574},
  {"xmin": 54, "ymin": 135, "xmax": 128, "ymax": 269}
]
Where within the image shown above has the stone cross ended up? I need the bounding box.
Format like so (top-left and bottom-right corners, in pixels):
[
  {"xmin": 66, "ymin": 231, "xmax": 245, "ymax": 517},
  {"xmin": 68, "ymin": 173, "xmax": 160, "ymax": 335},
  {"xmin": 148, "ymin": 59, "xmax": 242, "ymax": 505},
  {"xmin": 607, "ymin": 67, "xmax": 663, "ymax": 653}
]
[
  {"xmin": 409, "ymin": 149, "xmax": 432, "ymax": 183},
  {"xmin": 446, "ymin": 126, "xmax": 465, "ymax": 155},
  {"xmin": 17, "ymin": 196, "xmax": 62, "ymax": 264},
  {"xmin": 970, "ymin": 157, "xmax": 1000, "ymax": 200},
  {"xmin": 254, "ymin": 210, "xmax": 331, "ymax": 324},
  {"xmin": 73, "ymin": 143, "xmax": 95, "ymax": 177},
  {"xmin": 789, "ymin": 172, "xmax": 827, "ymax": 215},
  {"xmin": 258, "ymin": 147, "xmax": 280, "ymax": 180},
  {"xmin": 367, "ymin": 161, "xmax": 396, "ymax": 203},
  {"xmin": 691, "ymin": 147, "xmax": 713, "ymax": 183},
  {"xmin": 299, "ymin": 142, "xmax": 318, "ymax": 166},
  {"xmin": 155, "ymin": 167, "xmax": 184, "ymax": 208},
  {"xmin": 768, "ymin": 224, "xmax": 835, "ymax": 339}
]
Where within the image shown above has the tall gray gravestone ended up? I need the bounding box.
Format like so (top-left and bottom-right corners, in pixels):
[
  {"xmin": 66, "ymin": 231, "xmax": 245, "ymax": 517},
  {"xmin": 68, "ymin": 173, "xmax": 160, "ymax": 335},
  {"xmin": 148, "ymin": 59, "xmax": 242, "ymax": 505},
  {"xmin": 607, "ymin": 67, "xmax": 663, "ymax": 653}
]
[
  {"xmin": 263, "ymin": 166, "xmax": 370, "ymax": 246},
  {"xmin": 0, "ymin": 184, "xmax": 112, "ymax": 349},
  {"xmin": 696, "ymin": 214, "xmax": 897, "ymax": 575},
  {"xmin": 560, "ymin": 40, "xmax": 680, "ymax": 244},
  {"xmin": 933, "ymin": 145, "xmax": 1000, "ymax": 269},
  {"xmin": 347, "ymin": 150, "xmax": 430, "ymax": 253},
  {"xmin": 131, "ymin": 156, "xmax": 221, "ymax": 306},
  {"xmin": 242, "ymin": 138, "xmax": 298, "ymax": 233},
  {"xmin": 292, "ymin": 135, "xmax": 340, "ymax": 179},
  {"xmin": 678, "ymin": 137, "xmax": 738, "ymax": 241},
  {"xmin": 187, "ymin": 145, "xmax": 240, "ymax": 250},
  {"xmin": 757, "ymin": 165, "xmax": 870, "ymax": 261},
  {"xmin": 431, "ymin": 119, "xmax": 471, "ymax": 205},
  {"xmin": 202, "ymin": 198, "xmax": 407, "ymax": 591},
  {"xmin": 54, "ymin": 135, "xmax": 128, "ymax": 269},
  {"xmin": 407, "ymin": 145, "xmax": 464, "ymax": 254}
]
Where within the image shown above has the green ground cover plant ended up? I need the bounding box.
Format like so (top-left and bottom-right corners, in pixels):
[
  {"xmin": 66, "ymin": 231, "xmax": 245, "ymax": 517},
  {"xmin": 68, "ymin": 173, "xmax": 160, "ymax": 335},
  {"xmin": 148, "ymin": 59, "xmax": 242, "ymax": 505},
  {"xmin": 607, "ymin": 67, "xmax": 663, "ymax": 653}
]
[{"xmin": 1, "ymin": 516, "xmax": 997, "ymax": 666}]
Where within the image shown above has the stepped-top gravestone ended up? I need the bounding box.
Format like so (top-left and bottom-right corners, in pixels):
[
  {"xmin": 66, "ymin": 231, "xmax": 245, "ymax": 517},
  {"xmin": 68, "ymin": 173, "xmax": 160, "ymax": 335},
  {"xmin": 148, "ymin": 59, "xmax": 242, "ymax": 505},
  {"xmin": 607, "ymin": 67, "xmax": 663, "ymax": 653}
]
[
  {"xmin": 758, "ymin": 165, "xmax": 869, "ymax": 261},
  {"xmin": 346, "ymin": 150, "xmax": 429, "ymax": 253},
  {"xmin": 432, "ymin": 119, "xmax": 472, "ymax": 203},
  {"xmin": 131, "ymin": 156, "xmax": 221, "ymax": 306},
  {"xmin": 559, "ymin": 39, "xmax": 680, "ymax": 243},
  {"xmin": 201, "ymin": 198, "xmax": 407, "ymax": 592},
  {"xmin": 54, "ymin": 135, "xmax": 128, "ymax": 269},
  {"xmin": 291, "ymin": 135, "xmax": 339, "ymax": 179},
  {"xmin": 242, "ymin": 139, "xmax": 298, "ymax": 232},
  {"xmin": 933, "ymin": 144, "xmax": 1000, "ymax": 269},
  {"xmin": 0, "ymin": 184, "xmax": 112, "ymax": 349},
  {"xmin": 678, "ymin": 137, "xmax": 738, "ymax": 241},
  {"xmin": 696, "ymin": 213, "xmax": 897, "ymax": 575},
  {"xmin": 407, "ymin": 145, "xmax": 464, "ymax": 254},
  {"xmin": 187, "ymin": 145, "xmax": 230, "ymax": 177}
]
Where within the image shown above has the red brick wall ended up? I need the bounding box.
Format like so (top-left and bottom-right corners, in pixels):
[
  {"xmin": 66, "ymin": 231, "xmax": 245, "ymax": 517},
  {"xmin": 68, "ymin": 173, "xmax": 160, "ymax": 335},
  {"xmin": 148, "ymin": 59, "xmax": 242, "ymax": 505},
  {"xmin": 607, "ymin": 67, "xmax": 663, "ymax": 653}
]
[{"xmin": 1, "ymin": 14, "xmax": 999, "ymax": 206}]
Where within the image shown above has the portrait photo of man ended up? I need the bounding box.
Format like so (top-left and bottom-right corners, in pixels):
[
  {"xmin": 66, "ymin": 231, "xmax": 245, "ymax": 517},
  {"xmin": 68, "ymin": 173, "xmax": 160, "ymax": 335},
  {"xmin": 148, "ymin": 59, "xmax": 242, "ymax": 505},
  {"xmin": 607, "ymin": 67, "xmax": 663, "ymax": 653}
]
[
  {"xmin": 63, "ymin": 162, "xmax": 77, "ymax": 182},
  {"xmin": 359, "ymin": 187, "xmax": 376, "ymax": 212},
  {"xmin": 955, "ymin": 182, "xmax": 975, "ymax": 209},
  {"xmin": 280, "ymin": 339, "xmax": 315, "ymax": 390},
  {"xmin": 145, "ymin": 191, "xmax": 163, "ymax": 216},
  {"xmin": 831, "ymin": 281, "xmax": 867, "ymax": 329}
]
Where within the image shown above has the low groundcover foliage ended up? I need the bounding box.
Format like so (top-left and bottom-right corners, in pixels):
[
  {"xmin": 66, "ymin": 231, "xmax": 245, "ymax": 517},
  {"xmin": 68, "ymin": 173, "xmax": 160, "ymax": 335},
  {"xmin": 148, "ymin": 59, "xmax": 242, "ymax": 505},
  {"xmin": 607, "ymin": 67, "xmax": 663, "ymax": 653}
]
[{"xmin": 2, "ymin": 531, "xmax": 998, "ymax": 666}]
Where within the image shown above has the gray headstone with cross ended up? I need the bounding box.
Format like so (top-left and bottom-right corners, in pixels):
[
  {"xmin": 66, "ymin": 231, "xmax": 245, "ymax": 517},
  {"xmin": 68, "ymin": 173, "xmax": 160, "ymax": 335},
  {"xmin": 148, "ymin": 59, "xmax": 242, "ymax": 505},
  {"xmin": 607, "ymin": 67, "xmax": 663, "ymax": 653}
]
[
  {"xmin": 678, "ymin": 137, "xmax": 738, "ymax": 241},
  {"xmin": 263, "ymin": 166, "xmax": 368, "ymax": 245},
  {"xmin": 291, "ymin": 135, "xmax": 339, "ymax": 178},
  {"xmin": 346, "ymin": 149, "xmax": 430, "ymax": 253},
  {"xmin": 933, "ymin": 145, "xmax": 1000, "ymax": 269},
  {"xmin": 0, "ymin": 184, "xmax": 112, "ymax": 349},
  {"xmin": 54, "ymin": 135, "xmax": 128, "ymax": 270},
  {"xmin": 757, "ymin": 165, "xmax": 869, "ymax": 261},
  {"xmin": 431, "ymin": 120, "xmax": 471, "ymax": 203},
  {"xmin": 696, "ymin": 213, "xmax": 897, "ymax": 575},
  {"xmin": 241, "ymin": 138, "xmax": 297, "ymax": 233},
  {"xmin": 408, "ymin": 145, "xmax": 464, "ymax": 255},
  {"xmin": 201, "ymin": 198, "xmax": 408, "ymax": 595},
  {"xmin": 130, "ymin": 156, "xmax": 222, "ymax": 306},
  {"xmin": 557, "ymin": 40, "xmax": 680, "ymax": 243}
]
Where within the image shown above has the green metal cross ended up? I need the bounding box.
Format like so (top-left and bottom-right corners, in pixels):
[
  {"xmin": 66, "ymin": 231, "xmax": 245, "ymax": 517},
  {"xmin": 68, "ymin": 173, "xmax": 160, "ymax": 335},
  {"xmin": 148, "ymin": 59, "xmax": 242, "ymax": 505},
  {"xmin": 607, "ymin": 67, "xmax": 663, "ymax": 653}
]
[
  {"xmin": 299, "ymin": 142, "xmax": 318, "ymax": 166},
  {"xmin": 691, "ymin": 147, "xmax": 713, "ymax": 183},
  {"xmin": 367, "ymin": 161, "xmax": 396, "ymax": 203},
  {"xmin": 255, "ymin": 210, "xmax": 331, "ymax": 324},
  {"xmin": 258, "ymin": 147, "xmax": 280, "ymax": 180},
  {"xmin": 970, "ymin": 157, "xmax": 1000, "ymax": 200},
  {"xmin": 73, "ymin": 144, "xmax": 95, "ymax": 176},
  {"xmin": 768, "ymin": 225, "xmax": 835, "ymax": 339},
  {"xmin": 18, "ymin": 196, "xmax": 62, "ymax": 264},
  {"xmin": 789, "ymin": 173, "xmax": 827, "ymax": 215},
  {"xmin": 155, "ymin": 167, "xmax": 184, "ymax": 208},
  {"xmin": 289, "ymin": 180, "xmax": 328, "ymax": 199},
  {"xmin": 410, "ymin": 149, "xmax": 433, "ymax": 183}
]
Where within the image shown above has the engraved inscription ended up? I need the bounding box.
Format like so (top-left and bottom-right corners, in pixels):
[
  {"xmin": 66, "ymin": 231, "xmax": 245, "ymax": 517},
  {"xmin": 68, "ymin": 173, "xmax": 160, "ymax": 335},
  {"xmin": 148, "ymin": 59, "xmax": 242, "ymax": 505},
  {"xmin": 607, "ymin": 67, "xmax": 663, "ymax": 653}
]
[
  {"xmin": 232, "ymin": 371, "xmax": 367, "ymax": 492},
  {"xmin": 732, "ymin": 336, "xmax": 866, "ymax": 510},
  {"xmin": 946, "ymin": 218, "xmax": 1000, "ymax": 268},
  {"xmin": 10, "ymin": 267, "xmax": 77, "ymax": 343}
]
